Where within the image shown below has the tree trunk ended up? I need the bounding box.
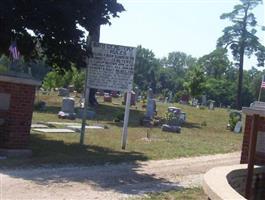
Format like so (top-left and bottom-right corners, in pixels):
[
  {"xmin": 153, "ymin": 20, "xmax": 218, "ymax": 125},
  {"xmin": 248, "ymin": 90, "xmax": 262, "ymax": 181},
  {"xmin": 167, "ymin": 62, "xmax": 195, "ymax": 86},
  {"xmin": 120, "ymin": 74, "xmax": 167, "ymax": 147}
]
[
  {"xmin": 89, "ymin": 25, "xmax": 100, "ymax": 106},
  {"xmin": 236, "ymin": 48, "xmax": 244, "ymax": 110}
]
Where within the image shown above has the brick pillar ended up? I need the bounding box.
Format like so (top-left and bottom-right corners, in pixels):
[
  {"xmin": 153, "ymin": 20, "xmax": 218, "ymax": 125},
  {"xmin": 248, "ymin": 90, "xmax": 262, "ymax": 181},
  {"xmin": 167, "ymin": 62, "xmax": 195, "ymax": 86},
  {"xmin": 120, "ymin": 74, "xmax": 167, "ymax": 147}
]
[{"xmin": 0, "ymin": 75, "xmax": 41, "ymax": 151}]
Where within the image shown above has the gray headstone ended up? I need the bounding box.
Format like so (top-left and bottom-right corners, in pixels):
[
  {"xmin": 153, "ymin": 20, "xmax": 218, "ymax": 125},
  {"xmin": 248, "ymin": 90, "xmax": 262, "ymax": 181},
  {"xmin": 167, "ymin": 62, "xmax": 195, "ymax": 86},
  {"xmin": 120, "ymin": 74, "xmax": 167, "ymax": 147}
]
[
  {"xmin": 161, "ymin": 124, "xmax": 181, "ymax": 133},
  {"xmin": 62, "ymin": 97, "xmax": 75, "ymax": 113},
  {"xmin": 146, "ymin": 99, "xmax": 156, "ymax": 119}
]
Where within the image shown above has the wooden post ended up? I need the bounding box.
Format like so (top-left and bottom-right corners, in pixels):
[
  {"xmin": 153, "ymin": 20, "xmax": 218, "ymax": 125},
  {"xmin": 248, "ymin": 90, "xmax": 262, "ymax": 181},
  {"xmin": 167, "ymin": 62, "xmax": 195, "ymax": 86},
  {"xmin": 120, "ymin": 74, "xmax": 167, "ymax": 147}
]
[{"xmin": 245, "ymin": 114, "xmax": 259, "ymax": 199}]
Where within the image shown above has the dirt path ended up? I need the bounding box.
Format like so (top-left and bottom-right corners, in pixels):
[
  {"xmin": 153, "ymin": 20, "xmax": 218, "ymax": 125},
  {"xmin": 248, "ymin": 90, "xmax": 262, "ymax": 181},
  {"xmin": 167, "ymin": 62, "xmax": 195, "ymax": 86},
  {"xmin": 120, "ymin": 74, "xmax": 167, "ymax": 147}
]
[{"xmin": 0, "ymin": 152, "xmax": 240, "ymax": 200}]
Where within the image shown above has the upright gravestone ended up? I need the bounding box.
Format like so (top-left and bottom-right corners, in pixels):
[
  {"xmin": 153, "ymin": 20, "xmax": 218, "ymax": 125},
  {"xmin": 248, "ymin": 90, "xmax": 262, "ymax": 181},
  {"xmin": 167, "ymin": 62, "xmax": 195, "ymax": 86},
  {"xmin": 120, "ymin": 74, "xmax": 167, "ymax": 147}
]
[
  {"xmin": 209, "ymin": 101, "xmax": 215, "ymax": 110},
  {"xmin": 146, "ymin": 88, "xmax": 156, "ymax": 119},
  {"xmin": 58, "ymin": 97, "xmax": 76, "ymax": 119}
]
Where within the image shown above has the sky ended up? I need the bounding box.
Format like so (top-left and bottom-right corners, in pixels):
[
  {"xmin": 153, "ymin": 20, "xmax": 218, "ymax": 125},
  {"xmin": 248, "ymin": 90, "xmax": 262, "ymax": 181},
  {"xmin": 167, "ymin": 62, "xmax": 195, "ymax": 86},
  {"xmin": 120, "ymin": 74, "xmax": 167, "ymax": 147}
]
[{"xmin": 100, "ymin": 0, "xmax": 265, "ymax": 69}]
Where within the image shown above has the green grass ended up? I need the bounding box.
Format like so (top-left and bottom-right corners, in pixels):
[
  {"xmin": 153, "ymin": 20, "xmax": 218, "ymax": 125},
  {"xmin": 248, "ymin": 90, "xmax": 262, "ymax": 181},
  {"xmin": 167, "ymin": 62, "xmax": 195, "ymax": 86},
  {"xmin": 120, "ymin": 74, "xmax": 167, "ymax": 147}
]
[
  {"xmin": 0, "ymin": 93, "xmax": 243, "ymax": 168},
  {"xmin": 139, "ymin": 188, "xmax": 207, "ymax": 200}
]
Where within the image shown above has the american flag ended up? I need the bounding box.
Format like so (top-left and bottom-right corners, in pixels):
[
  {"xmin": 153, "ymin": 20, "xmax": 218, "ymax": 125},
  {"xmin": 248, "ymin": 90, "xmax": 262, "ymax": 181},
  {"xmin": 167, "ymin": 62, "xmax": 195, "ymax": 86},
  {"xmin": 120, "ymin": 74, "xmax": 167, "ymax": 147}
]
[
  {"xmin": 261, "ymin": 75, "xmax": 265, "ymax": 88},
  {"xmin": 9, "ymin": 42, "xmax": 20, "ymax": 60}
]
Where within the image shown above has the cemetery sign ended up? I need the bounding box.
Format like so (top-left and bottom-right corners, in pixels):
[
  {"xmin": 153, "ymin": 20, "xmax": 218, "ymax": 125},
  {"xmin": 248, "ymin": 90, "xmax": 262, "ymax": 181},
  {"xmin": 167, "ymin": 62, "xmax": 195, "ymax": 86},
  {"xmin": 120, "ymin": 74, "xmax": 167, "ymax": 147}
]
[{"xmin": 87, "ymin": 42, "xmax": 136, "ymax": 91}]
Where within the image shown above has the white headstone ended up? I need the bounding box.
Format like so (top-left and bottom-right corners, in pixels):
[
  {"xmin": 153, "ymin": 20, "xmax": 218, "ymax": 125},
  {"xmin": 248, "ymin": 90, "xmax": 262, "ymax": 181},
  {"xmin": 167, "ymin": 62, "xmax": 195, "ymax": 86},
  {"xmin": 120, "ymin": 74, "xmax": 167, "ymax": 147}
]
[{"xmin": 209, "ymin": 102, "xmax": 214, "ymax": 110}]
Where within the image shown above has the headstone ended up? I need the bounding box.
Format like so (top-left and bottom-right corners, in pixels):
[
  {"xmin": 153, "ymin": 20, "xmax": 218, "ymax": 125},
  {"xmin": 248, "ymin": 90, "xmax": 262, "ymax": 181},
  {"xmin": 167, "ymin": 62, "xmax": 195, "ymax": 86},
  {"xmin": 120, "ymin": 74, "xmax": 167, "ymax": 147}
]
[
  {"xmin": 179, "ymin": 112, "xmax": 186, "ymax": 123},
  {"xmin": 124, "ymin": 91, "xmax": 136, "ymax": 105},
  {"xmin": 68, "ymin": 85, "xmax": 75, "ymax": 92},
  {"xmin": 209, "ymin": 101, "xmax": 215, "ymax": 110},
  {"xmin": 62, "ymin": 98, "xmax": 75, "ymax": 113},
  {"xmin": 58, "ymin": 88, "xmax": 70, "ymax": 97},
  {"xmin": 111, "ymin": 91, "xmax": 119, "ymax": 98},
  {"xmin": 168, "ymin": 107, "xmax": 181, "ymax": 114},
  {"xmin": 161, "ymin": 124, "xmax": 181, "ymax": 133},
  {"xmin": 180, "ymin": 94, "xmax": 189, "ymax": 104},
  {"xmin": 146, "ymin": 99, "xmax": 156, "ymax": 119},
  {"xmin": 33, "ymin": 128, "xmax": 75, "ymax": 133},
  {"xmin": 164, "ymin": 97, "xmax": 168, "ymax": 104},
  {"xmin": 67, "ymin": 125, "xmax": 104, "ymax": 132},
  {"xmin": 58, "ymin": 97, "xmax": 76, "ymax": 119},
  {"xmin": 104, "ymin": 93, "xmax": 112, "ymax": 103},
  {"xmin": 191, "ymin": 98, "xmax": 198, "ymax": 106},
  {"xmin": 202, "ymin": 95, "xmax": 207, "ymax": 106},
  {"xmin": 234, "ymin": 121, "xmax": 242, "ymax": 133}
]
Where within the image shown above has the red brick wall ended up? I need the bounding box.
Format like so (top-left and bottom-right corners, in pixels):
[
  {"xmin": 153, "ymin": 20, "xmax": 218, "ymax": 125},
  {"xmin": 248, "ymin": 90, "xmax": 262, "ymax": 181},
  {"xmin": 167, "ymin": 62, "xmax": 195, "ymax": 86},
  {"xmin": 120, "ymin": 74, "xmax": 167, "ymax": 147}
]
[
  {"xmin": 241, "ymin": 115, "xmax": 265, "ymax": 164},
  {"xmin": 0, "ymin": 81, "xmax": 36, "ymax": 149}
]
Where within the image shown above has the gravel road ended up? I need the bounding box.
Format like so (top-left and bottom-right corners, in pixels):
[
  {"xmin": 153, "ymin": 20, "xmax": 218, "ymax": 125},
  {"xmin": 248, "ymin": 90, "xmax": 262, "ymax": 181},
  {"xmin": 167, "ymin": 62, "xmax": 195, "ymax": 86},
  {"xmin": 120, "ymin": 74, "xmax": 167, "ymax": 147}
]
[{"xmin": 0, "ymin": 152, "xmax": 240, "ymax": 200}]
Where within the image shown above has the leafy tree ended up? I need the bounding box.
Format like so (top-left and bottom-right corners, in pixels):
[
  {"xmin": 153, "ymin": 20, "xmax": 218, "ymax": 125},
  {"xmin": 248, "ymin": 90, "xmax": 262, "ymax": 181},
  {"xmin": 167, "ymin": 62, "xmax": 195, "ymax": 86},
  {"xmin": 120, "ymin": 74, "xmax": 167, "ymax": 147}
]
[
  {"xmin": 134, "ymin": 46, "xmax": 160, "ymax": 92},
  {"xmin": 198, "ymin": 48, "xmax": 231, "ymax": 79},
  {"xmin": 217, "ymin": 0, "xmax": 265, "ymax": 109},
  {"xmin": 0, "ymin": 0, "xmax": 124, "ymax": 69},
  {"xmin": 164, "ymin": 51, "xmax": 196, "ymax": 75},
  {"xmin": 204, "ymin": 78, "xmax": 236, "ymax": 106},
  {"xmin": 184, "ymin": 65, "xmax": 205, "ymax": 98}
]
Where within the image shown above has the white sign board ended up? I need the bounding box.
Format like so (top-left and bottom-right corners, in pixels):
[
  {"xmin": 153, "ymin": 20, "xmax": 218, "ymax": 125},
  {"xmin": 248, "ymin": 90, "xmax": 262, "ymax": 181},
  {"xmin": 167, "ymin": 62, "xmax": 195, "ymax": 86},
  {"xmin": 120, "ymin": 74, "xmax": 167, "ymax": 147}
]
[
  {"xmin": 256, "ymin": 131, "xmax": 265, "ymax": 154},
  {"xmin": 87, "ymin": 42, "xmax": 136, "ymax": 92}
]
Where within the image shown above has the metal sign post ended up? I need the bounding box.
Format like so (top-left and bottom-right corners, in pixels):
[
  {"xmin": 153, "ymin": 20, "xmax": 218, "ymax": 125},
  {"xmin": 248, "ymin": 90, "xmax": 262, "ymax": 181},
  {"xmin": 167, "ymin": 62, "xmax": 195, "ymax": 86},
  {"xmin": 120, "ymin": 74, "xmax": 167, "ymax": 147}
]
[
  {"xmin": 80, "ymin": 57, "xmax": 90, "ymax": 145},
  {"xmin": 121, "ymin": 82, "xmax": 133, "ymax": 149}
]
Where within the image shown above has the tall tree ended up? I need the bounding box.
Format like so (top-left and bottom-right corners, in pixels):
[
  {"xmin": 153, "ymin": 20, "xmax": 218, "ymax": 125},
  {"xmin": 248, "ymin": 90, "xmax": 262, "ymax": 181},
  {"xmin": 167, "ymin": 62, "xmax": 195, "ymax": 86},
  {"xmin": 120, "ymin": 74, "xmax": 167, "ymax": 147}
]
[
  {"xmin": 217, "ymin": 0, "xmax": 265, "ymax": 109},
  {"xmin": 0, "ymin": 0, "xmax": 124, "ymax": 69}
]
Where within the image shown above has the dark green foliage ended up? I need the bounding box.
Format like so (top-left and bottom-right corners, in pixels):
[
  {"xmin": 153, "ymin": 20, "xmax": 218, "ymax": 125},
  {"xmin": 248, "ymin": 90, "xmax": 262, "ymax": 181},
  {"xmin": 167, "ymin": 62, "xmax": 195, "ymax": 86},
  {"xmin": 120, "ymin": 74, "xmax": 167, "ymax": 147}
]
[
  {"xmin": 217, "ymin": 0, "xmax": 265, "ymax": 109},
  {"xmin": 184, "ymin": 65, "xmax": 205, "ymax": 98},
  {"xmin": 229, "ymin": 111, "xmax": 242, "ymax": 131},
  {"xmin": 0, "ymin": 0, "xmax": 124, "ymax": 70},
  {"xmin": 198, "ymin": 48, "xmax": 231, "ymax": 79},
  {"xmin": 134, "ymin": 46, "xmax": 160, "ymax": 92}
]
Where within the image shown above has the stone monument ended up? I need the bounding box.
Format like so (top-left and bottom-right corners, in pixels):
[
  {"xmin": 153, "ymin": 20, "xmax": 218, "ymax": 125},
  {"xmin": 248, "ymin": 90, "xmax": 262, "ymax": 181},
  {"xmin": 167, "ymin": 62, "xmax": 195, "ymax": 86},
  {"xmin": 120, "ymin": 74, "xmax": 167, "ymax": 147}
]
[
  {"xmin": 58, "ymin": 97, "xmax": 76, "ymax": 119},
  {"xmin": 145, "ymin": 88, "xmax": 156, "ymax": 119}
]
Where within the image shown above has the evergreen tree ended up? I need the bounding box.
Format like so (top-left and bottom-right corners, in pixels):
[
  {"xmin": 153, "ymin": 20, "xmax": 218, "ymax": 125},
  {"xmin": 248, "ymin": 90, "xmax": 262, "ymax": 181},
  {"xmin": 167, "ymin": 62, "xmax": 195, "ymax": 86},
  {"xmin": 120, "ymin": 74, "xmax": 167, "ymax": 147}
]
[{"xmin": 217, "ymin": 0, "xmax": 265, "ymax": 109}]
